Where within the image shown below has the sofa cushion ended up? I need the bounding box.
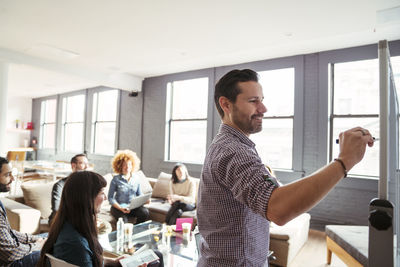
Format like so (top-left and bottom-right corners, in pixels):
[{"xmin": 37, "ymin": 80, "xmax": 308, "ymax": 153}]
[
  {"xmin": 325, "ymin": 225, "xmax": 368, "ymax": 267},
  {"xmin": 270, "ymin": 213, "xmax": 311, "ymax": 241},
  {"xmin": 158, "ymin": 172, "xmax": 172, "ymax": 180},
  {"xmin": 151, "ymin": 173, "xmax": 171, "ymax": 199},
  {"xmin": 145, "ymin": 199, "xmax": 197, "ymax": 220},
  {"xmin": 21, "ymin": 180, "xmax": 55, "ymax": 219},
  {"xmin": 146, "ymin": 199, "xmax": 171, "ymax": 214}
]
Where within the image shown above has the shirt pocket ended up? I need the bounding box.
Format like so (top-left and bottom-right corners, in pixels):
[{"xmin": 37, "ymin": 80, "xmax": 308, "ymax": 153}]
[{"xmin": 117, "ymin": 184, "xmax": 129, "ymax": 194}]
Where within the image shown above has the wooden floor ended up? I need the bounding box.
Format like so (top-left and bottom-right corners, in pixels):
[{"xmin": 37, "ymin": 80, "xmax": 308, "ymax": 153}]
[{"xmin": 285, "ymin": 229, "xmax": 347, "ymax": 267}]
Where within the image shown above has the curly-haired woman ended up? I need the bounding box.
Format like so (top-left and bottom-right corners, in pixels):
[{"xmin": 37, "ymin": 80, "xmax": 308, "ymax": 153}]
[{"xmin": 108, "ymin": 150, "xmax": 149, "ymax": 224}]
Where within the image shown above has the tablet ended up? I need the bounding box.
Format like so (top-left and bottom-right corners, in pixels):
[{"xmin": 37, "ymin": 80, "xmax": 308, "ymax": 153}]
[{"xmin": 129, "ymin": 193, "xmax": 152, "ymax": 210}]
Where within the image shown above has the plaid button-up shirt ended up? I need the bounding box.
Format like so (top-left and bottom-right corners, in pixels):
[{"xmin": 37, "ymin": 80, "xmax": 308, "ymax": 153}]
[
  {"xmin": 197, "ymin": 124, "xmax": 278, "ymax": 267},
  {"xmin": 0, "ymin": 200, "xmax": 37, "ymax": 266}
]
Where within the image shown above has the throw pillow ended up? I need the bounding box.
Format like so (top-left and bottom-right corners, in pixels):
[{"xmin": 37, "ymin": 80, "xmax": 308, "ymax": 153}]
[
  {"xmin": 134, "ymin": 170, "xmax": 153, "ymax": 194},
  {"xmin": 158, "ymin": 172, "xmax": 172, "ymax": 180},
  {"xmin": 21, "ymin": 180, "xmax": 56, "ymax": 219},
  {"xmin": 151, "ymin": 172, "xmax": 172, "ymax": 199}
]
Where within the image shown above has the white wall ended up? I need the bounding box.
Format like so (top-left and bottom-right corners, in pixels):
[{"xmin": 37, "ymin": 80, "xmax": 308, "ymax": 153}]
[{"xmin": 4, "ymin": 96, "xmax": 32, "ymax": 153}]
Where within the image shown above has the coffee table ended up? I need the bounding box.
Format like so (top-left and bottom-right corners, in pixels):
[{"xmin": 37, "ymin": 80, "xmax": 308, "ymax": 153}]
[{"xmin": 100, "ymin": 220, "xmax": 199, "ymax": 267}]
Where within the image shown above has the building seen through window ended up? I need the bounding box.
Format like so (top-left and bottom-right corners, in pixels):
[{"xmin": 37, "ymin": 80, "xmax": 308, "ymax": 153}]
[
  {"xmin": 40, "ymin": 98, "xmax": 57, "ymax": 149},
  {"xmin": 91, "ymin": 89, "xmax": 119, "ymax": 155},
  {"xmin": 61, "ymin": 94, "xmax": 85, "ymax": 152}
]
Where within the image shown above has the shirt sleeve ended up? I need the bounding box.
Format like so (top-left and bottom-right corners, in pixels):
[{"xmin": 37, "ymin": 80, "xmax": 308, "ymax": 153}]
[
  {"xmin": 11, "ymin": 230, "xmax": 37, "ymax": 243},
  {"xmin": 179, "ymin": 179, "xmax": 196, "ymax": 205},
  {"xmin": 107, "ymin": 177, "xmax": 118, "ymax": 205},
  {"xmin": 169, "ymin": 180, "xmax": 173, "ymax": 195},
  {"xmin": 217, "ymin": 148, "xmax": 278, "ymax": 218},
  {"xmin": 0, "ymin": 212, "xmax": 33, "ymax": 263},
  {"xmin": 51, "ymin": 180, "xmax": 63, "ymax": 214}
]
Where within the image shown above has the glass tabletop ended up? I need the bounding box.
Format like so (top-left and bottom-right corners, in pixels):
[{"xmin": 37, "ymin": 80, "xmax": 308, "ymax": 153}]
[{"xmin": 100, "ymin": 220, "xmax": 199, "ymax": 266}]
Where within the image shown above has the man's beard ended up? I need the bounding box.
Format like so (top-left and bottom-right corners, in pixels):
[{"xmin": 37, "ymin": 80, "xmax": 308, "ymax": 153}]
[
  {"xmin": 231, "ymin": 107, "xmax": 263, "ymax": 135},
  {"xmin": 0, "ymin": 183, "xmax": 10, "ymax": 192}
]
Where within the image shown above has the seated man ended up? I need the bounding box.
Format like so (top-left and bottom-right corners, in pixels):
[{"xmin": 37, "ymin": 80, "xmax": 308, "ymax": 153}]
[
  {"xmin": 48, "ymin": 154, "xmax": 89, "ymax": 225},
  {"xmin": 0, "ymin": 157, "xmax": 46, "ymax": 266}
]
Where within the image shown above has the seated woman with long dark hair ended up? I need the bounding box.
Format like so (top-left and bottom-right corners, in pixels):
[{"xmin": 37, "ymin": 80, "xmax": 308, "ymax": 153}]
[
  {"xmin": 165, "ymin": 163, "xmax": 196, "ymax": 225},
  {"xmin": 37, "ymin": 171, "xmax": 124, "ymax": 267}
]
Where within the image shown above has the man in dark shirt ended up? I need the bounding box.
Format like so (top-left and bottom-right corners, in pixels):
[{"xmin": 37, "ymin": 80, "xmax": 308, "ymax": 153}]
[
  {"xmin": 197, "ymin": 69, "xmax": 374, "ymax": 266},
  {"xmin": 0, "ymin": 157, "xmax": 46, "ymax": 266},
  {"xmin": 48, "ymin": 154, "xmax": 88, "ymax": 224}
]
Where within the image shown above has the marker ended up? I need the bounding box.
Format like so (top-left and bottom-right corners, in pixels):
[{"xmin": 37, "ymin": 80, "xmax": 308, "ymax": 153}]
[{"xmin": 336, "ymin": 137, "xmax": 378, "ymax": 144}]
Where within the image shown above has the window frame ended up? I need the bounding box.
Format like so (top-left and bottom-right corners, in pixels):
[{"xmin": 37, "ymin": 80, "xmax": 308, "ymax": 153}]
[
  {"xmin": 319, "ymin": 43, "xmax": 400, "ymax": 179},
  {"xmin": 88, "ymin": 87, "xmax": 121, "ymax": 156},
  {"xmin": 215, "ymin": 55, "xmax": 304, "ymax": 175},
  {"xmin": 60, "ymin": 91, "xmax": 87, "ymax": 153},
  {"xmin": 256, "ymin": 67, "xmax": 296, "ymax": 170},
  {"xmin": 39, "ymin": 96, "xmax": 58, "ymax": 150},
  {"xmin": 165, "ymin": 77, "xmax": 210, "ymax": 164}
]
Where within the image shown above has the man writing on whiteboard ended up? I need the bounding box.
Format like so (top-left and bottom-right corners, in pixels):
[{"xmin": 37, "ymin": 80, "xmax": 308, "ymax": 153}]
[{"xmin": 196, "ymin": 69, "xmax": 374, "ymax": 267}]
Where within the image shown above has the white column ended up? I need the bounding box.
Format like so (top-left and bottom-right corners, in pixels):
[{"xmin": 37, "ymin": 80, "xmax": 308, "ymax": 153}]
[{"xmin": 0, "ymin": 62, "xmax": 9, "ymax": 157}]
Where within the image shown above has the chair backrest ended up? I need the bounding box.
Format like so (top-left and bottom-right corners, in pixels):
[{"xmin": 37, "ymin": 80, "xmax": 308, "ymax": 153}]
[
  {"xmin": 45, "ymin": 253, "xmax": 79, "ymax": 267},
  {"xmin": 6, "ymin": 151, "xmax": 26, "ymax": 161}
]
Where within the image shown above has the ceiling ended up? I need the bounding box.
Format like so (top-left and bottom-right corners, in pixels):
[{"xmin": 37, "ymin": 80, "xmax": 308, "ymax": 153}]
[{"xmin": 1, "ymin": 0, "xmax": 400, "ymax": 98}]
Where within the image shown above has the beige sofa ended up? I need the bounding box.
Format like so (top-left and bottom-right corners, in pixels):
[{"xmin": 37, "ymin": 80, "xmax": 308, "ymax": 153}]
[
  {"xmin": 2, "ymin": 171, "xmax": 309, "ymax": 267},
  {"xmin": 1, "ymin": 171, "xmax": 198, "ymax": 233},
  {"xmin": 0, "ymin": 196, "xmax": 41, "ymax": 234},
  {"xmin": 100, "ymin": 171, "xmax": 199, "ymax": 229},
  {"xmin": 145, "ymin": 172, "xmax": 199, "ymax": 224}
]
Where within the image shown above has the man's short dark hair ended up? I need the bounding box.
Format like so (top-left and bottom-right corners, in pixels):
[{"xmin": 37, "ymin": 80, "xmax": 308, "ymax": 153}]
[
  {"xmin": 214, "ymin": 69, "xmax": 259, "ymax": 118},
  {"xmin": 0, "ymin": 157, "xmax": 9, "ymax": 171},
  {"xmin": 71, "ymin": 154, "xmax": 87, "ymax": 164}
]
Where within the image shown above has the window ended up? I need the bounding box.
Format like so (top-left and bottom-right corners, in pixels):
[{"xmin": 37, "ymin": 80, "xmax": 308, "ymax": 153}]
[
  {"xmin": 165, "ymin": 77, "xmax": 209, "ymax": 163},
  {"xmin": 329, "ymin": 56, "xmax": 400, "ymax": 177},
  {"xmin": 61, "ymin": 94, "xmax": 86, "ymax": 152},
  {"xmin": 91, "ymin": 90, "xmax": 119, "ymax": 155},
  {"xmin": 250, "ymin": 68, "xmax": 295, "ymax": 169},
  {"xmin": 39, "ymin": 98, "xmax": 57, "ymax": 149}
]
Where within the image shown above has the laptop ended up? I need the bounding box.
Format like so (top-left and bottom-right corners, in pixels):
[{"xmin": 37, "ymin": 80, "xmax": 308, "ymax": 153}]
[{"xmin": 129, "ymin": 193, "xmax": 152, "ymax": 210}]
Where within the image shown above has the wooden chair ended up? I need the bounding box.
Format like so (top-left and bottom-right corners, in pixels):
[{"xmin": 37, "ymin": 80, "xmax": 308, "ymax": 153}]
[
  {"xmin": 6, "ymin": 151, "xmax": 26, "ymax": 161},
  {"xmin": 45, "ymin": 253, "xmax": 78, "ymax": 267}
]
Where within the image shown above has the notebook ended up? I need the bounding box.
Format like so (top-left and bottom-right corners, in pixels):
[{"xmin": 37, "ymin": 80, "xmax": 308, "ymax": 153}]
[
  {"xmin": 129, "ymin": 193, "xmax": 152, "ymax": 210},
  {"xmin": 119, "ymin": 249, "xmax": 159, "ymax": 267}
]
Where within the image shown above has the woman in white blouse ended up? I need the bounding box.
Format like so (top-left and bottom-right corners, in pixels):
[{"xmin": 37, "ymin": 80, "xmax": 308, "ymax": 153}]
[{"xmin": 165, "ymin": 163, "xmax": 196, "ymax": 225}]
